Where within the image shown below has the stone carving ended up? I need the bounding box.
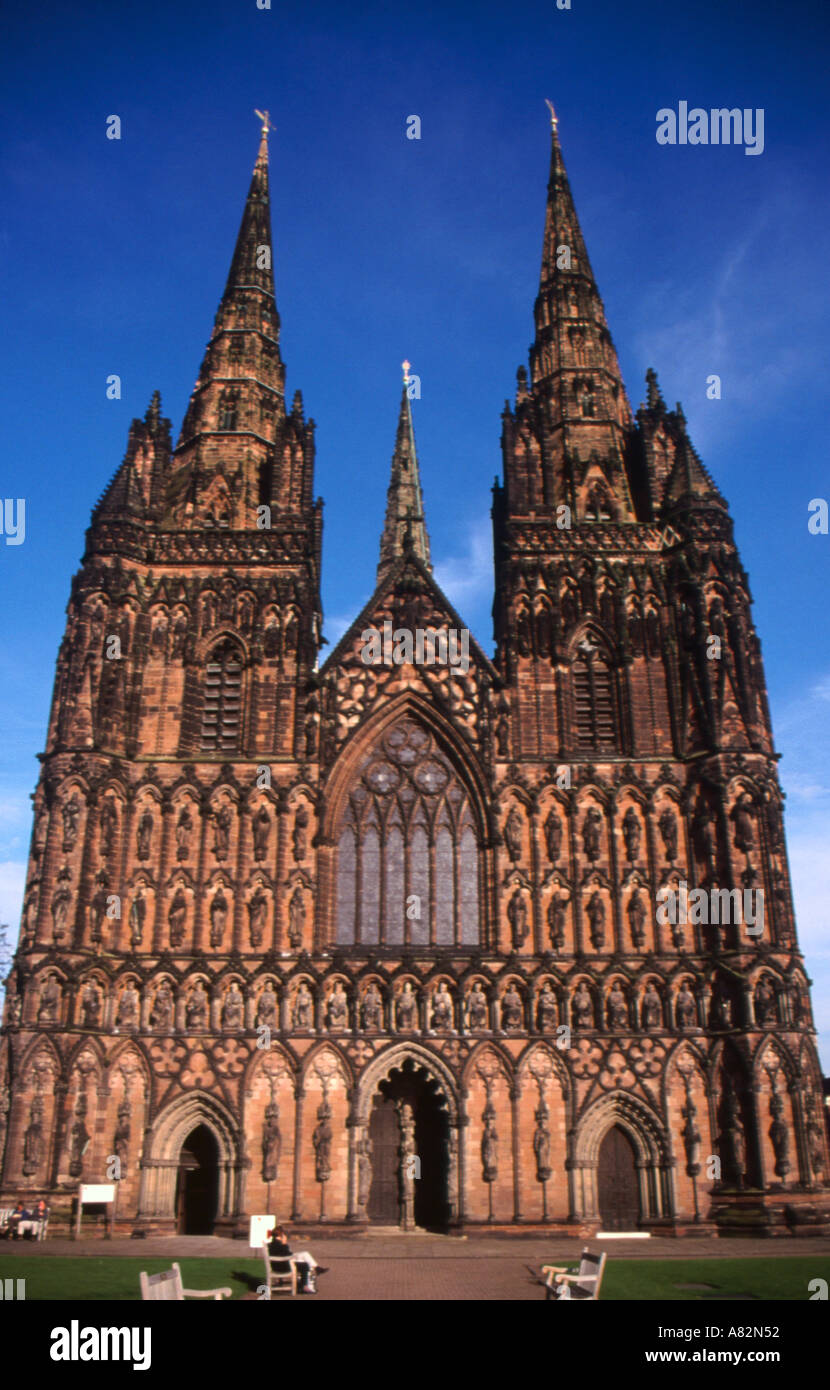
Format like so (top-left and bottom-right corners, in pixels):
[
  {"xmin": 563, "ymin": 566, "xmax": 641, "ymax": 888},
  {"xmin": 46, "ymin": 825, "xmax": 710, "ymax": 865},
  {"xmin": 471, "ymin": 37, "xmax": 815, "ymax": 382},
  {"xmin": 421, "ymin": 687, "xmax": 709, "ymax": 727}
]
[
  {"xmin": 680, "ymin": 1086, "xmax": 701, "ymax": 1176},
  {"xmin": 730, "ymin": 793, "xmax": 756, "ymax": 856},
  {"xmin": 168, "ymin": 889, "xmax": 187, "ymax": 947},
  {"xmin": 136, "ymin": 808, "xmax": 154, "ymax": 860},
  {"xmin": 658, "ymin": 808, "xmax": 678, "ymax": 863},
  {"xmin": 495, "ymin": 713, "xmax": 509, "ymax": 756},
  {"xmin": 114, "ymin": 1099, "xmax": 131, "ymax": 1175},
  {"xmin": 357, "ymin": 1134, "xmax": 373, "ymax": 1208},
  {"xmin": 641, "ymin": 981, "xmax": 662, "ymax": 1030},
  {"xmin": 675, "ymin": 981, "xmax": 697, "ymax": 1030},
  {"xmin": 533, "ymin": 1100, "xmax": 552, "ymax": 1182},
  {"xmin": 256, "ymin": 981, "xmax": 278, "ymax": 1030},
  {"xmin": 543, "ymin": 810, "xmax": 562, "ymax": 863},
  {"xmin": 507, "ymin": 888, "xmax": 529, "ymax": 949},
  {"xmin": 582, "ymin": 807, "xmax": 602, "ymax": 862},
  {"xmin": 501, "ymin": 982, "xmax": 523, "ymax": 1030},
  {"xmin": 175, "ymin": 807, "xmax": 193, "ymax": 860},
  {"xmin": 252, "ymin": 806, "xmax": 271, "ymax": 861},
  {"xmin": 68, "ymin": 1093, "xmax": 90, "ymax": 1178},
  {"xmin": 150, "ymin": 981, "xmax": 173, "ymax": 1030},
  {"xmin": 62, "ymin": 794, "xmax": 81, "ymax": 851},
  {"xmin": 212, "ymin": 805, "xmax": 232, "ymax": 860},
  {"xmin": 626, "ymin": 888, "xmax": 647, "ymax": 949},
  {"xmin": 395, "ymin": 981, "xmax": 418, "ymax": 1031},
  {"xmin": 399, "ymin": 1102, "xmax": 417, "ymax": 1230},
  {"xmin": 186, "ymin": 981, "xmax": 209, "ymax": 1031},
  {"xmin": 754, "ymin": 976, "xmax": 776, "ymax": 1026},
  {"xmin": 719, "ymin": 1087, "xmax": 746, "ymax": 1189},
  {"xmin": 52, "ymin": 892, "xmax": 70, "ymax": 945},
  {"xmin": 327, "ymin": 982, "xmax": 349, "ymax": 1030},
  {"xmin": 37, "ymin": 974, "xmax": 61, "ymax": 1023},
  {"xmin": 292, "ymin": 805, "xmax": 308, "ymax": 863},
  {"xmin": 607, "ymin": 981, "xmax": 628, "ymax": 1030},
  {"xmin": 23, "ymin": 1095, "xmax": 45, "ymax": 1176},
  {"xmin": 572, "ymin": 981, "xmax": 593, "ymax": 1030},
  {"xmin": 547, "ymin": 893, "xmax": 567, "ymax": 951},
  {"xmin": 586, "ymin": 891, "xmax": 606, "ymax": 949},
  {"xmin": 537, "ymin": 982, "xmax": 558, "ymax": 1033},
  {"xmin": 768, "ymin": 1079, "xmax": 790, "ymax": 1183},
  {"xmin": 481, "ymin": 1102, "xmax": 498, "ymax": 1183},
  {"xmin": 262, "ymin": 1102, "xmax": 281, "ymax": 1183},
  {"xmin": 129, "ymin": 890, "xmax": 146, "ymax": 947},
  {"xmin": 80, "ymin": 981, "xmax": 102, "ymax": 1028},
  {"xmin": 222, "ymin": 981, "xmax": 245, "ymax": 1031},
  {"xmin": 431, "ymin": 981, "xmax": 453, "ymax": 1032},
  {"xmin": 361, "ymin": 982, "xmax": 383, "ymax": 1030},
  {"xmin": 293, "ymin": 982, "xmax": 313, "ymax": 1029},
  {"xmin": 247, "ymin": 892, "xmax": 268, "ymax": 949},
  {"xmin": 466, "ymin": 982, "xmax": 488, "ymax": 1031},
  {"xmin": 209, "ymin": 889, "xmax": 228, "ymax": 948},
  {"xmin": 504, "ymin": 808, "xmax": 523, "ymax": 863},
  {"xmin": 89, "ymin": 886, "xmax": 107, "ymax": 944},
  {"xmin": 691, "ymin": 798, "xmax": 715, "ymax": 882},
  {"xmin": 115, "ymin": 982, "xmax": 139, "ymax": 1030},
  {"xmin": 621, "ymin": 807, "xmax": 641, "ymax": 862},
  {"xmin": 806, "ymin": 1108, "xmax": 826, "ymax": 1184},
  {"xmin": 312, "ymin": 1099, "xmax": 332, "ymax": 1183},
  {"xmin": 287, "ymin": 888, "xmax": 305, "ymax": 948},
  {"xmin": 99, "ymin": 799, "xmax": 118, "ymax": 857}
]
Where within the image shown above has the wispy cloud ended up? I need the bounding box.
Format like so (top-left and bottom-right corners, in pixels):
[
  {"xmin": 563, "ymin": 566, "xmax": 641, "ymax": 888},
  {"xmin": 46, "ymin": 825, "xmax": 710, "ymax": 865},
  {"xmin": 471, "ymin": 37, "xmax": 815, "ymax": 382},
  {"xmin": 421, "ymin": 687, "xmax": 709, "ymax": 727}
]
[{"xmin": 433, "ymin": 515, "xmax": 493, "ymax": 620}]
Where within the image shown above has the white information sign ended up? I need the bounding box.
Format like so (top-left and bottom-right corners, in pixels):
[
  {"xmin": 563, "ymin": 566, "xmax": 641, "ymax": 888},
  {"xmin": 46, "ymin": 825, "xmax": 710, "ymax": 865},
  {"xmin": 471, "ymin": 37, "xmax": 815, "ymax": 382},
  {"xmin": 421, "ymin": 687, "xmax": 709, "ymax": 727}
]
[
  {"xmin": 249, "ymin": 1214, "xmax": 275, "ymax": 1249},
  {"xmin": 79, "ymin": 1184, "xmax": 116, "ymax": 1204}
]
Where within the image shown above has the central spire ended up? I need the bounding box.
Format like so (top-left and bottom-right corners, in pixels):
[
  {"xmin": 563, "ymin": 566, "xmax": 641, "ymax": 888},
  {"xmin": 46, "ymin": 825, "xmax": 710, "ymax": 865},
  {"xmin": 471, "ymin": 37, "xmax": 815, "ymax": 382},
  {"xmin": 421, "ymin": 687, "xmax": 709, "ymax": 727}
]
[{"xmin": 377, "ymin": 362, "xmax": 432, "ymax": 585}]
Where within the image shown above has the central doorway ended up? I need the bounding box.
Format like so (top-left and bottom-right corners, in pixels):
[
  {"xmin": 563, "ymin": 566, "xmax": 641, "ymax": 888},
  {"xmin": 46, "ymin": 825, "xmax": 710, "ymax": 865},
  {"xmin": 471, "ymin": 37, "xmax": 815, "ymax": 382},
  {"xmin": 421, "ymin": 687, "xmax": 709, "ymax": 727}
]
[
  {"xmin": 366, "ymin": 1060, "xmax": 450, "ymax": 1230},
  {"xmin": 176, "ymin": 1124, "xmax": 219, "ymax": 1234},
  {"xmin": 597, "ymin": 1125, "xmax": 640, "ymax": 1231}
]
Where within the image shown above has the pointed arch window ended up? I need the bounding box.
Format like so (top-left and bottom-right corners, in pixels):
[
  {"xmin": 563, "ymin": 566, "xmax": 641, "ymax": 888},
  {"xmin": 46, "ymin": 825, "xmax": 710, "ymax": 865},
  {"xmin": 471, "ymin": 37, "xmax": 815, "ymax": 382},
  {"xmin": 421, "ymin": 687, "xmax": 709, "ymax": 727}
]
[
  {"xmin": 335, "ymin": 718, "xmax": 481, "ymax": 948},
  {"xmin": 572, "ymin": 638, "xmax": 617, "ymax": 751},
  {"xmin": 200, "ymin": 641, "xmax": 243, "ymax": 752},
  {"xmin": 218, "ymin": 391, "xmax": 238, "ymax": 431}
]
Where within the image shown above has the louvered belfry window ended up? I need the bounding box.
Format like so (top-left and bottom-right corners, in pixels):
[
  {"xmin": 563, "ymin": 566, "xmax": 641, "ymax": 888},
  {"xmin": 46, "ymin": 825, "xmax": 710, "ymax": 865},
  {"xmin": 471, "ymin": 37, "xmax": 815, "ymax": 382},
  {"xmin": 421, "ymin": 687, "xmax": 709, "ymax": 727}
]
[
  {"xmin": 200, "ymin": 641, "xmax": 243, "ymax": 752},
  {"xmin": 573, "ymin": 642, "xmax": 616, "ymax": 750},
  {"xmin": 335, "ymin": 718, "xmax": 481, "ymax": 947}
]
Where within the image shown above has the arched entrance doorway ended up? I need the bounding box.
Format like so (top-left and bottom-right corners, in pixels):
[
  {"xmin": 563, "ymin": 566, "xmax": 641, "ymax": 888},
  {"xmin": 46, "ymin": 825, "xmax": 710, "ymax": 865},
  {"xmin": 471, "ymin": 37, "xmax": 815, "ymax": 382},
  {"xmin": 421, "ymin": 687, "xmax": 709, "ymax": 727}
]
[
  {"xmin": 597, "ymin": 1125, "xmax": 640, "ymax": 1231},
  {"xmin": 366, "ymin": 1059, "xmax": 450, "ymax": 1230},
  {"xmin": 175, "ymin": 1125, "xmax": 220, "ymax": 1234}
]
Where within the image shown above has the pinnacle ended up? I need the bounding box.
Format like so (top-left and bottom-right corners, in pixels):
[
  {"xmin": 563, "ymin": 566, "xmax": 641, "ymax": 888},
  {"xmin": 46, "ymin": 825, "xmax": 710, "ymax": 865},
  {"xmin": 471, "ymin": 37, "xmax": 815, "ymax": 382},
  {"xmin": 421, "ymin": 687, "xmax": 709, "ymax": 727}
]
[{"xmin": 377, "ymin": 372, "xmax": 432, "ymax": 585}]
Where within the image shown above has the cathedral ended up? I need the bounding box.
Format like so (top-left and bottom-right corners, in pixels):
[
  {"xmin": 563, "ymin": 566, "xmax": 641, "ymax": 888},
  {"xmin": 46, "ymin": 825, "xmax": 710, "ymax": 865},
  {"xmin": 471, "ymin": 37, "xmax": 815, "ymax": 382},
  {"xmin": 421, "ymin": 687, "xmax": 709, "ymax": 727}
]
[{"xmin": 1, "ymin": 110, "xmax": 827, "ymax": 1238}]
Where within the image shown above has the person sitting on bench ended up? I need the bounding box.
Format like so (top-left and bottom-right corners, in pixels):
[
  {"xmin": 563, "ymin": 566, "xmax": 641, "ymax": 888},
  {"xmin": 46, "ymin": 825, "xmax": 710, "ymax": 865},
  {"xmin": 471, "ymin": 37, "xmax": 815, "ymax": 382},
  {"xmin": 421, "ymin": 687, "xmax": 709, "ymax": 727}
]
[
  {"xmin": 7, "ymin": 1201, "xmax": 31, "ymax": 1240},
  {"xmin": 266, "ymin": 1225, "xmax": 328, "ymax": 1291}
]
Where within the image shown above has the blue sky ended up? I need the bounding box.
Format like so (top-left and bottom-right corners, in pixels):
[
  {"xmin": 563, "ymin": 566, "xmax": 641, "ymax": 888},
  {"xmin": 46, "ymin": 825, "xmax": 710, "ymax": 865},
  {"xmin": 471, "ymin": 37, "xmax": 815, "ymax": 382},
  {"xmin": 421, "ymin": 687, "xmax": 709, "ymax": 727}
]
[{"xmin": 1, "ymin": 0, "xmax": 829, "ymax": 1061}]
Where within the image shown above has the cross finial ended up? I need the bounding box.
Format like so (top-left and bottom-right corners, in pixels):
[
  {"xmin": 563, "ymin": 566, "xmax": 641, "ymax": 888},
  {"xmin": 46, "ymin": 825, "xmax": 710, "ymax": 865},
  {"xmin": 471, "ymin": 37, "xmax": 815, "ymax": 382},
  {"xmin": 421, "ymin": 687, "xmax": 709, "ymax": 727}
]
[
  {"xmin": 254, "ymin": 109, "xmax": 274, "ymax": 137},
  {"xmin": 402, "ymin": 359, "xmax": 411, "ymax": 384},
  {"xmin": 545, "ymin": 99, "xmax": 558, "ymax": 132}
]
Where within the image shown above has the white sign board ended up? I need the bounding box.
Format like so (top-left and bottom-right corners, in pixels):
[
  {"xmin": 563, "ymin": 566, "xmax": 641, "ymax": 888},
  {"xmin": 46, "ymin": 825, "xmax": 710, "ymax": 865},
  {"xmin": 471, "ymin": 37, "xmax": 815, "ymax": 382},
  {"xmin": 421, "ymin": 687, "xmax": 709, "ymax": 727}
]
[
  {"xmin": 79, "ymin": 1184, "xmax": 116, "ymax": 1204},
  {"xmin": 249, "ymin": 1214, "xmax": 275, "ymax": 1249}
]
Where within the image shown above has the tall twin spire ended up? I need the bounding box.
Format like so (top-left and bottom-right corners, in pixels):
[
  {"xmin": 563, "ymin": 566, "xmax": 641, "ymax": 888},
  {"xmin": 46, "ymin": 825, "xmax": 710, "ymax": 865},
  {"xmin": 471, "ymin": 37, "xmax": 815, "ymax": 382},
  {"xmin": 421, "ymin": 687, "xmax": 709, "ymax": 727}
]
[{"xmin": 377, "ymin": 361, "xmax": 432, "ymax": 586}]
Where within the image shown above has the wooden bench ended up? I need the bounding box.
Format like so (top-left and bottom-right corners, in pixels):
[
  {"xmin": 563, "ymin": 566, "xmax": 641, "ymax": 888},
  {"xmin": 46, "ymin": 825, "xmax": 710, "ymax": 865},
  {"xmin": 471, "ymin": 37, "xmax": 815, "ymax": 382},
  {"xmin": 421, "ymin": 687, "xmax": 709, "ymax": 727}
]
[
  {"xmin": 261, "ymin": 1245, "xmax": 298, "ymax": 1297},
  {"xmin": 0, "ymin": 1208, "xmax": 49, "ymax": 1241},
  {"xmin": 541, "ymin": 1248, "xmax": 607, "ymax": 1301},
  {"xmin": 139, "ymin": 1263, "xmax": 232, "ymax": 1301}
]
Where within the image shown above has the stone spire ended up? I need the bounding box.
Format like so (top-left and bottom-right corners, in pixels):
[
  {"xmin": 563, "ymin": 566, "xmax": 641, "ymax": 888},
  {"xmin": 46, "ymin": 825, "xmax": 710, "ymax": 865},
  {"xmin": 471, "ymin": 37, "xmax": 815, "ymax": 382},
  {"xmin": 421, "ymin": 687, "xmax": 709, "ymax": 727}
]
[
  {"xmin": 89, "ymin": 390, "xmax": 172, "ymax": 531},
  {"xmin": 377, "ymin": 362, "xmax": 432, "ymax": 585}
]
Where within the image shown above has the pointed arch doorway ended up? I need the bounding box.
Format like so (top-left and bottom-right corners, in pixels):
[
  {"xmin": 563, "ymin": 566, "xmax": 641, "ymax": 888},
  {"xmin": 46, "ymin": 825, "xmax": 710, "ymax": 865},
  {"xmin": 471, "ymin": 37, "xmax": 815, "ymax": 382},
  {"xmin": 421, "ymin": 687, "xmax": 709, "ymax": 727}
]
[
  {"xmin": 365, "ymin": 1060, "xmax": 451, "ymax": 1231},
  {"xmin": 175, "ymin": 1124, "xmax": 219, "ymax": 1234},
  {"xmin": 597, "ymin": 1125, "xmax": 641, "ymax": 1231}
]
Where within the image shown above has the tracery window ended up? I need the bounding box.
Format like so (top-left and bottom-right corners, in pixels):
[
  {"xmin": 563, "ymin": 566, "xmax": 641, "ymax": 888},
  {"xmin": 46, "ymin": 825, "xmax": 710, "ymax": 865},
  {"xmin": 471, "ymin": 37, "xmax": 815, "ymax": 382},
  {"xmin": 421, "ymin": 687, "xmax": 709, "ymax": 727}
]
[
  {"xmin": 200, "ymin": 641, "xmax": 243, "ymax": 752},
  {"xmin": 335, "ymin": 719, "xmax": 480, "ymax": 947},
  {"xmin": 572, "ymin": 640, "xmax": 617, "ymax": 751}
]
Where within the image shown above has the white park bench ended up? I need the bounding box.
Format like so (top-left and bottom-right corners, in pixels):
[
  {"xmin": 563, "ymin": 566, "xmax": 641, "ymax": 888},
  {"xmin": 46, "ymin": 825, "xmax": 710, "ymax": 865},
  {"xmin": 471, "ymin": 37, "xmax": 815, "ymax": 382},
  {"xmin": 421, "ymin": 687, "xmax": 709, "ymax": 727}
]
[
  {"xmin": 139, "ymin": 1262, "xmax": 232, "ymax": 1301},
  {"xmin": 541, "ymin": 1248, "xmax": 607, "ymax": 1301}
]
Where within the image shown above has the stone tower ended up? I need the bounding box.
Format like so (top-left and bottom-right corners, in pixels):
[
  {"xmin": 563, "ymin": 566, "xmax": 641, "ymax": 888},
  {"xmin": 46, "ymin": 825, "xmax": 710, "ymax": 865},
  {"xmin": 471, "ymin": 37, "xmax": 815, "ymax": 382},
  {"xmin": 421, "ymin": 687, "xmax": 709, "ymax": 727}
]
[{"xmin": 0, "ymin": 112, "xmax": 827, "ymax": 1237}]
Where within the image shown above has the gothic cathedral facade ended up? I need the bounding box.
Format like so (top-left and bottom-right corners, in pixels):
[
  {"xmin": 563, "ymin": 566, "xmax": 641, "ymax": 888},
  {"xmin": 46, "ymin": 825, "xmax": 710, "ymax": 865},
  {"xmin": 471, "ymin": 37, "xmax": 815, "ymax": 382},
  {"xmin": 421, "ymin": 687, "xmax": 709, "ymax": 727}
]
[{"xmin": 1, "ymin": 116, "xmax": 827, "ymax": 1236}]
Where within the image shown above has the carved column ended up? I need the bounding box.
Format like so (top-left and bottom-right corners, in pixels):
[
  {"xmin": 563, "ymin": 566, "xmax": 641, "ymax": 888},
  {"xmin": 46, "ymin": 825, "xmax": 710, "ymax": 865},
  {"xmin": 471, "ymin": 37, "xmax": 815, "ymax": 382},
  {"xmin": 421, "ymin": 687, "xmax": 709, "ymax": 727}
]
[
  {"xmin": 153, "ymin": 796, "xmax": 175, "ymax": 953},
  {"xmin": 275, "ymin": 792, "xmax": 289, "ymax": 951},
  {"xmin": 291, "ymin": 1081, "xmax": 305, "ymax": 1220}
]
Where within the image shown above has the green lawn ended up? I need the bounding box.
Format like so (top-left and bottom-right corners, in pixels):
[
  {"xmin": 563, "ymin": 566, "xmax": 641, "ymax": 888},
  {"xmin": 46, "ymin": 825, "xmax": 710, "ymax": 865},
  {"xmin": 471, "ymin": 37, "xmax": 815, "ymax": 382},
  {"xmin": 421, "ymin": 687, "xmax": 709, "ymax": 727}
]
[{"xmin": 0, "ymin": 1255, "xmax": 828, "ymax": 1300}]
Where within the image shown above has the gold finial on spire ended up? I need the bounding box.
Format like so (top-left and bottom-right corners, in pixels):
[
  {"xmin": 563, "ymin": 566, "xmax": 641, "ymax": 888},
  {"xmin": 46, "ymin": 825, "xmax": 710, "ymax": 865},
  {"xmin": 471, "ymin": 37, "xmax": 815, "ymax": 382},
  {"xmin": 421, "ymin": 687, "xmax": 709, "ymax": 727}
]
[
  {"xmin": 545, "ymin": 99, "xmax": 558, "ymax": 132},
  {"xmin": 402, "ymin": 359, "xmax": 411, "ymax": 384},
  {"xmin": 254, "ymin": 109, "xmax": 274, "ymax": 138}
]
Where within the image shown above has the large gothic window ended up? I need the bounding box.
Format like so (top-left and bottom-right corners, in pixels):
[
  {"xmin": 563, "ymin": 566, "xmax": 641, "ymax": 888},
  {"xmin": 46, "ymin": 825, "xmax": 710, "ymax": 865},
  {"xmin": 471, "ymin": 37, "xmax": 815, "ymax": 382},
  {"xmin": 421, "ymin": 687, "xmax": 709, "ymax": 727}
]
[
  {"xmin": 572, "ymin": 639, "xmax": 617, "ymax": 751},
  {"xmin": 200, "ymin": 641, "xmax": 243, "ymax": 752},
  {"xmin": 335, "ymin": 719, "xmax": 481, "ymax": 948}
]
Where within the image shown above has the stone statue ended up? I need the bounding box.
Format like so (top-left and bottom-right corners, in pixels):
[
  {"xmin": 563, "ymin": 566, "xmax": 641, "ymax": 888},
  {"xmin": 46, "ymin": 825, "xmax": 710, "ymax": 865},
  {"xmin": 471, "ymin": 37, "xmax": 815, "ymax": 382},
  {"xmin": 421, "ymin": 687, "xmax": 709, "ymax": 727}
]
[
  {"xmin": 252, "ymin": 806, "xmax": 271, "ymax": 862},
  {"xmin": 720, "ymin": 1091, "xmax": 746, "ymax": 1189},
  {"xmin": 504, "ymin": 809, "xmax": 524, "ymax": 863},
  {"xmin": 262, "ymin": 1102, "xmax": 281, "ymax": 1183},
  {"xmin": 607, "ymin": 981, "xmax": 628, "ymax": 1030},
  {"xmin": 768, "ymin": 1087, "xmax": 790, "ymax": 1183},
  {"xmin": 754, "ymin": 976, "xmax": 776, "ymax": 1026},
  {"xmin": 62, "ymin": 794, "xmax": 81, "ymax": 851},
  {"xmin": 38, "ymin": 975, "xmax": 61, "ymax": 1023},
  {"xmin": 80, "ymin": 981, "xmax": 102, "ymax": 1028},
  {"xmin": 621, "ymin": 807, "xmax": 641, "ymax": 862},
  {"xmin": 807, "ymin": 1112, "xmax": 826, "ymax": 1183},
  {"xmin": 113, "ymin": 1100, "xmax": 131, "ymax": 1174},
  {"xmin": 292, "ymin": 806, "xmax": 308, "ymax": 863},
  {"xmin": 22, "ymin": 1097, "xmax": 45, "ymax": 1176},
  {"xmin": 572, "ymin": 981, "xmax": 594, "ymax": 1030},
  {"xmin": 222, "ymin": 981, "xmax": 244, "ymax": 1031},
  {"xmin": 186, "ymin": 981, "xmax": 209, "ymax": 1031},
  {"xmin": 547, "ymin": 893, "xmax": 567, "ymax": 951},
  {"xmin": 501, "ymin": 982, "xmax": 523, "ymax": 1030},
  {"xmin": 327, "ymin": 982, "xmax": 349, "ymax": 1030},
  {"xmin": 730, "ymin": 793, "xmax": 756, "ymax": 856},
  {"xmin": 495, "ymin": 713, "xmax": 509, "ymax": 757},
  {"xmin": 247, "ymin": 893, "xmax": 268, "ymax": 949},
  {"xmin": 675, "ymin": 981, "xmax": 697, "ymax": 1030},
  {"xmin": 209, "ymin": 889, "xmax": 228, "ymax": 948},
  {"xmin": 89, "ymin": 888, "xmax": 107, "ymax": 944},
  {"xmin": 658, "ymin": 808, "xmax": 678, "ymax": 863},
  {"xmin": 543, "ymin": 810, "xmax": 562, "ymax": 864},
  {"xmin": 533, "ymin": 1101, "xmax": 552, "ymax": 1182},
  {"xmin": 692, "ymin": 799, "xmax": 715, "ymax": 881},
  {"xmin": 212, "ymin": 805, "xmax": 232, "ymax": 860},
  {"xmin": 175, "ymin": 807, "xmax": 193, "ymax": 861},
  {"xmin": 256, "ymin": 981, "xmax": 278, "ymax": 1030},
  {"xmin": 136, "ymin": 808, "xmax": 154, "ymax": 861},
  {"xmin": 168, "ymin": 889, "xmax": 187, "ymax": 947},
  {"xmin": 129, "ymin": 890, "xmax": 146, "ymax": 947},
  {"xmin": 431, "ymin": 982, "xmax": 453, "ymax": 1031},
  {"xmin": 99, "ymin": 799, "xmax": 118, "ymax": 857},
  {"xmin": 466, "ymin": 982, "xmax": 488, "ymax": 1031},
  {"xmin": 357, "ymin": 1134, "xmax": 373, "ymax": 1209},
  {"xmin": 287, "ymin": 888, "xmax": 305, "ymax": 948},
  {"xmin": 150, "ymin": 981, "xmax": 173, "ymax": 1030},
  {"xmin": 507, "ymin": 889, "xmax": 529, "ymax": 949},
  {"xmin": 395, "ymin": 981, "xmax": 418, "ymax": 1031},
  {"xmin": 361, "ymin": 982, "xmax": 382, "ymax": 1030},
  {"xmin": 582, "ymin": 807, "xmax": 602, "ymax": 863},
  {"xmin": 115, "ymin": 982, "xmax": 139, "ymax": 1030},
  {"xmin": 293, "ymin": 982, "xmax": 313, "ymax": 1029},
  {"xmin": 312, "ymin": 1100, "xmax": 332, "ymax": 1183},
  {"xmin": 399, "ymin": 1102, "xmax": 417, "ymax": 1229},
  {"xmin": 537, "ymin": 982, "xmax": 558, "ymax": 1032},
  {"xmin": 52, "ymin": 893, "xmax": 70, "ymax": 945},
  {"xmin": 304, "ymin": 716, "xmax": 318, "ymax": 758},
  {"xmin": 642, "ymin": 981, "xmax": 662, "ymax": 1030},
  {"xmin": 586, "ymin": 891, "xmax": 606, "ymax": 949},
  {"xmin": 68, "ymin": 1098, "xmax": 90, "ymax": 1178},
  {"xmin": 680, "ymin": 1093, "xmax": 701, "ymax": 1175},
  {"xmin": 481, "ymin": 1105, "xmax": 498, "ymax": 1183},
  {"xmin": 626, "ymin": 888, "xmax": 647, "ymax": 948}
]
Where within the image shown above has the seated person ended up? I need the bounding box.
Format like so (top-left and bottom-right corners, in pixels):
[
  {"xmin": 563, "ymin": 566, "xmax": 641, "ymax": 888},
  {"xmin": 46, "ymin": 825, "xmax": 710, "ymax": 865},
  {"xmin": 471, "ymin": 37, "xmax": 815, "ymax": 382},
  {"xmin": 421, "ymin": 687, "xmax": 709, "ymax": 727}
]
[
  {"xmin": 266, "ymin": 1225, "xmax": 328, "ymax": 1291},
  {"xmin": 30, "ymin": 1198, "xmax": 49, "ymax": 1233},
  {"xmin": 7, "ymin": 1201, "xmax": 31, "ymax": 1239}
]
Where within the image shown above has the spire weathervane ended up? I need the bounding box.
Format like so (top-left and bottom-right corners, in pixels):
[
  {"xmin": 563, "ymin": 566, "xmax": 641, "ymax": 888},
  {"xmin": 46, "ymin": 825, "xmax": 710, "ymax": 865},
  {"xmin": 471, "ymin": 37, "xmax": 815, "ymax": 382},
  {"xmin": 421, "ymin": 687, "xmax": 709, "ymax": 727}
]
[
  {"xmin": 545, "ymin": 99, "xmax": 558, "ymax": 132},
  {"xmin": 254, "ymin": 109, "xmax": 274, "ymax": 138}
]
